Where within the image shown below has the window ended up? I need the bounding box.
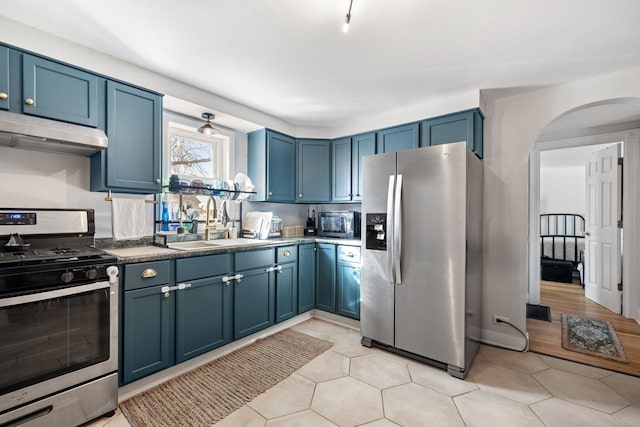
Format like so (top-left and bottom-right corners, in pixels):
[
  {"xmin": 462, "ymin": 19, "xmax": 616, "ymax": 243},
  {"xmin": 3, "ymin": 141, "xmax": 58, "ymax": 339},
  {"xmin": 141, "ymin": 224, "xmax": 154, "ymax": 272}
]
[
  {"xmin": 161, "ymin": 119, "xmax": 232, "ymax": 233},
  {"xmin": 169, "ymin": 131, "xmax": 224, "ymax": 181}
]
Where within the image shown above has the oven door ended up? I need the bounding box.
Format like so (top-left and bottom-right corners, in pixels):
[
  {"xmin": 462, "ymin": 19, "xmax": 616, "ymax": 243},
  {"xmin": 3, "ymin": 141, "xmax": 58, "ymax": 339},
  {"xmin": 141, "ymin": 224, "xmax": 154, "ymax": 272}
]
[{"xmin": 0, "ymin": 280, "xmax": 117, "ymax": 413}]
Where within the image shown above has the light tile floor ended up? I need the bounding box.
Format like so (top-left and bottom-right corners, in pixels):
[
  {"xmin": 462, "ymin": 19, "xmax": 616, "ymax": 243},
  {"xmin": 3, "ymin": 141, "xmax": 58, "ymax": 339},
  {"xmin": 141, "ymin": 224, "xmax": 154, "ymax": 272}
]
[{"xmin": 90, "ymin": 318, "xmax": 640, "ymax": 427}]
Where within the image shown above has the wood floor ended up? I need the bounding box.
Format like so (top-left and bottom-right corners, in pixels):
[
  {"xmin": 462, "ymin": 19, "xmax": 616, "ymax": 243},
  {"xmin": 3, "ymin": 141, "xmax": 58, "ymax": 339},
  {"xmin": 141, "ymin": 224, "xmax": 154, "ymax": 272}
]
[{"xmin": 527, "ymin": 280, "xmax": 640, "ymax": 377}]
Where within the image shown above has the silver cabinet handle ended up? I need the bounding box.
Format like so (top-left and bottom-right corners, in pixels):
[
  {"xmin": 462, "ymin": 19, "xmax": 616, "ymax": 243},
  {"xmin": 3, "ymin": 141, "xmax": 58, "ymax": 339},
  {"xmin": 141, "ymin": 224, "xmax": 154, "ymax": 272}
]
[
  {"xmin": 222, "ymin": 274, "xmax": 244, "ymax": 284},
  {"xmin": 584, "ymin": 232, "xmax": 591, "ymax": 236},
  {"xmin": 25, "ymin": 97, "xmax": 34, "ymax": 105},
  {"xmin": 160, "ymin": 283, "xmax": 191, "ymax": 293},
  {"xmin": 0, "ymin": 92, "xmax": 8, "ymax": 100}
]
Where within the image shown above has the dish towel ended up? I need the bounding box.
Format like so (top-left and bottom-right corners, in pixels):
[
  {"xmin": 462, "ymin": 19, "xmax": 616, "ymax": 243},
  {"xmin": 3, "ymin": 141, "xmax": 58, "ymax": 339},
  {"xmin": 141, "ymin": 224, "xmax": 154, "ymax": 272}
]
[{"xmin": 111, "ymin": 197, "xmax": 147, "ymax": 240}]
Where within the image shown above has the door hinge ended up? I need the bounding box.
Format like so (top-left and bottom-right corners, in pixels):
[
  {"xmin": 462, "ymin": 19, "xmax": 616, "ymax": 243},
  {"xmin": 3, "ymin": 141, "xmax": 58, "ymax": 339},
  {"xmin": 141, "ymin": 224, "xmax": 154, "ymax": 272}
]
[
  {"xmin": 618, "ymin": 157, "xmax": 623, "ymax": 166},
  {"xmin": 618, "ymin": 282, "xmax": 623, "ymax": 291},
  {"xmin": 618, "ymin": 219, "xmax": 623, "ymax": 228}
]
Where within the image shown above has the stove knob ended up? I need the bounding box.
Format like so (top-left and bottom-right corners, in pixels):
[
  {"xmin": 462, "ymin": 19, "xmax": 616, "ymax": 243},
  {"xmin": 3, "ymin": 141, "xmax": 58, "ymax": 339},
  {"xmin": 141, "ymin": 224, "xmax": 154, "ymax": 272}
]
[
  {"xmin": 60, "ymin": 271, "xmax": 74, "ymax": 283},
  {"xmin": 85, "ymin": 268, "xmax": 98, "ymax": 280}
]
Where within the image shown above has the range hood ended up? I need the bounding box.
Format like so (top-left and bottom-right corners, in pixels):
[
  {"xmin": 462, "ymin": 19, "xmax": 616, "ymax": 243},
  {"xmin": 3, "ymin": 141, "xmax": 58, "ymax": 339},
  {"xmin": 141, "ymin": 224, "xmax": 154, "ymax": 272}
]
[{"xmin": 0, "ymin": 110, "xmax": 108, "ymax": 156}]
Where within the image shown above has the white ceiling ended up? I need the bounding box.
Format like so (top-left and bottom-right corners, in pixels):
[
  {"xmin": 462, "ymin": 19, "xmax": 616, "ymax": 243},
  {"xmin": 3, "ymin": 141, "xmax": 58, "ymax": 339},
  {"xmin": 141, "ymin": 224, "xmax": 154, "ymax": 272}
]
[{"xmin": 2, "ymin": 0, "xmax": 640, "ymax": 129}]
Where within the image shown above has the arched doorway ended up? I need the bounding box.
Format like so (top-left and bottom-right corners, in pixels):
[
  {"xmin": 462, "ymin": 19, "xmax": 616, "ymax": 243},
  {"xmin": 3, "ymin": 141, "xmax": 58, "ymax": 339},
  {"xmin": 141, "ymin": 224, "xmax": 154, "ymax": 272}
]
[{"xmin": 526, "ymin": 97, "xmax": 640, "ymax": 373}]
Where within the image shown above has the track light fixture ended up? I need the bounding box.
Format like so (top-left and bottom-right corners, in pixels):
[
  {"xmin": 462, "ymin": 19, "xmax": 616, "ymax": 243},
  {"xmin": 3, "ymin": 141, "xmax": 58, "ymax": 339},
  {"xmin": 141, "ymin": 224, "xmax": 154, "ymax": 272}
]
[
  {"xmin": 343, "ymin": 0, "xmax": 354, "ymax": 32},
  {"xmin": 197, "ymin": 112, "xmax": 220, "ymax": 136}
]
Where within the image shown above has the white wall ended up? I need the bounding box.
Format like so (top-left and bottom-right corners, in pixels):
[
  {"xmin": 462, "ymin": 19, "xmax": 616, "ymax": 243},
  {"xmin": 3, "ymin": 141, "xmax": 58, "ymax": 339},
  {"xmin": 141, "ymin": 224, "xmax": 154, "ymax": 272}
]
[
  {"xmin": 0, "ymin": 146, "xmax": 154, "ymax": 238},
  {"xmin": 539, "ymin": 166, "xmax": 585, "ymax": 216},
  {"xmin": 482, "ymin": 67, "xmax": 640, "ymax": 349}
]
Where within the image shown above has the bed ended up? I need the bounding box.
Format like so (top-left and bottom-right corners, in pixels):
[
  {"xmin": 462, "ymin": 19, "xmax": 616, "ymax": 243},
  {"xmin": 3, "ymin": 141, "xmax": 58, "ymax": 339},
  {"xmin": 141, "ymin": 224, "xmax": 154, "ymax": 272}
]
[{"xmin": 540, "ymin": 213, "xmax": 585, "ymax": 284}]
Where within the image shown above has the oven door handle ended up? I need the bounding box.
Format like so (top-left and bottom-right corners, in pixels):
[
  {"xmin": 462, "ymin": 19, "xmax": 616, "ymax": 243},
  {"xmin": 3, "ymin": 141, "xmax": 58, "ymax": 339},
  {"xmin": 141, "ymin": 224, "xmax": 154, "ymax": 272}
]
[{"xmin": 0, "ymin": 281, "xmax": 111, "ymax": 308}]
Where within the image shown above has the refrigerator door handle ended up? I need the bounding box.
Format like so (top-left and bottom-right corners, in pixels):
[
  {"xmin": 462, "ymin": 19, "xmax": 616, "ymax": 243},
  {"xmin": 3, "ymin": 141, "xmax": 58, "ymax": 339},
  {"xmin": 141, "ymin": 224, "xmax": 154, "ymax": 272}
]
[
  {"xmin": 387, "ymin": 174, "xmax": 396, "ymax": 283},
  {"xmin": 394, "ymin": 174, "xmax": 403, "ymax": 285}
]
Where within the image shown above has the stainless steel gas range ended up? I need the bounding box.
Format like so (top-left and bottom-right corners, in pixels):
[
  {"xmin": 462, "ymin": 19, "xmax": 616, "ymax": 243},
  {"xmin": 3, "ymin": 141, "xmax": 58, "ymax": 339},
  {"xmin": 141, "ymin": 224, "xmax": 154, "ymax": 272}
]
[{"xmin": 0, "ymin": 209, "xmax": 119, "ymax": 427}]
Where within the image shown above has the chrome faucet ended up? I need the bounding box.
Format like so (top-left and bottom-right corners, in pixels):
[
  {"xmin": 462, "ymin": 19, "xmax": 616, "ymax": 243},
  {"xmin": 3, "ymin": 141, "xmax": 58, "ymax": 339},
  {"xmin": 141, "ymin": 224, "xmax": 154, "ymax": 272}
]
[{"xmin": 204, "ymin": 196, "xmax": 218, "ymax": 240}]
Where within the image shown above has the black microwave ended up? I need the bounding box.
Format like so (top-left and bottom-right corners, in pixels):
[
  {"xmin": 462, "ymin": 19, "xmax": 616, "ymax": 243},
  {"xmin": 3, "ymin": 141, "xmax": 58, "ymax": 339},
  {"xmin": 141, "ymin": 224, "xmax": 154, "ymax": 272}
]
[{"xmin": 317, "ymin": 211, "xmax": 361, "ymax": 239}]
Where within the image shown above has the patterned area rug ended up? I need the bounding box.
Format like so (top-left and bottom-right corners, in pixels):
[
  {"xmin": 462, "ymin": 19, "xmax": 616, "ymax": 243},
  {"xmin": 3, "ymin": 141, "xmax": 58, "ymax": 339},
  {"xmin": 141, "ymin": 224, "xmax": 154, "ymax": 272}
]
[
  {"xmin": 120, "ymin": 329, "xmax": 332, "ymax": 426},
  {"xmin": 561, "ymin": 313, "xmax": 629, "ymax": 363}
]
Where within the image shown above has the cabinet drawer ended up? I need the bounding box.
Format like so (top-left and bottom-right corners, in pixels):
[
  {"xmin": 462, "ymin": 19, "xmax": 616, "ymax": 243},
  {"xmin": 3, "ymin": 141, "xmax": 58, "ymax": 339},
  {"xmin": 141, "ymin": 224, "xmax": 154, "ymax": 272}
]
[
  {"xmin": 124, "ymin": 260, "xmax": 170, "ymax": 290},
  {"xmin": 176, "ymin": 253, "xmax": 233, "ymax": 282},
  {"xmin": 277, "ymin": 245, "xmax": 297, "ymax": 263},
  {"xmin": 235, "ymin": 248, "xmax": 275, "ymax": 271},
  {"xmin": 337, "ymin": 245, "xmax": 361, "ymax": 263}
]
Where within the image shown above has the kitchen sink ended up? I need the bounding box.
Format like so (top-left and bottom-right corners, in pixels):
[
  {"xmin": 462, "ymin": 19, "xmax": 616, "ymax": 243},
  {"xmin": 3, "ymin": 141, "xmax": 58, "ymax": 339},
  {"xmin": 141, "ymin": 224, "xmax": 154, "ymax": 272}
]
[
  {"xmin": 167, "ymin": 238, "xmax": 272, "ymax": 251},
  {"xmin": 167, "ymin": 241, "xmax": 222, "ymax": 250}
]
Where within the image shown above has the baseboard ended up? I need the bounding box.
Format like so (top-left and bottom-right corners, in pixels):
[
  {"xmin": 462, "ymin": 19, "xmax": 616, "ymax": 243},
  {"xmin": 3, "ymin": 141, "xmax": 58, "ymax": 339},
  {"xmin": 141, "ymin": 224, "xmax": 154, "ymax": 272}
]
[
  {"xmin": 312, "ymin": 309, "xmax": 361, "ymax": 331},
  {"xmin": 481, "ymin": 327, "xmax": 530, "ymax": 352}
]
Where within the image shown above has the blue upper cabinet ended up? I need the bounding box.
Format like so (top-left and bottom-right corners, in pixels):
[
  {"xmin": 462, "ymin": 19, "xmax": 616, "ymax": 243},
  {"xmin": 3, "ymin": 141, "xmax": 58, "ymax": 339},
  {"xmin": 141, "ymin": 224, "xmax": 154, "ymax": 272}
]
[
  {"xmin": 90, "ymin": 81, "xmax": 162, "ymax": 193},
  {"xmin": 0, "ymin": 46, "xmax": 8, "ymax": 110},
  {"xmin": 331, "ymin": 137, "xmax": 352, "ymax": 202},
  {"xmin": 420, "ymin": 109, "xmax": 484, "ymax": 158},
  {"xmin": 297, "ymin": 138, "xmax": 331, "ymax": 203},
  {"xmin": 248, "ymin": 129, "xmax": 296, "ymax": 202},
  {"xmin": 377, "ymin": 123, "xmax": 418, "ymax": 154},
  {"xmin": 22, "ymin": 54, "xmax": 99, "ymax": 127},
  {"xmin": 351, "ymin": 132, "xmax": 376, "ymax": 201}
]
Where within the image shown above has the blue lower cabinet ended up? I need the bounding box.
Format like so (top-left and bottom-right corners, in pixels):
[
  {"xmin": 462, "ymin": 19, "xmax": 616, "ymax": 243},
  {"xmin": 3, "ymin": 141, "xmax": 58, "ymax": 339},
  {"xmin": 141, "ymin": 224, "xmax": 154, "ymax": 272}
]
[
  {"xmin": 175, "ymin": 275, "xmax": 233, "ymax": 363},
  {"xmin": 337, "ymin": 262, "xmax": 361, "ymax": 319},
  {"xmin": 122, "ymin": 285, "xmax": 174, "ymax": 384},
  {"xmin": 315, "ymin": 244, "xmax": 336, "ymax": 313},
  {"xmin": 275, "ymin": 262, "xmax": 298, "ymax": 322},
  {"xmin": 298, "ymin": 244, "xmax": 317, "ymax": 313},
  {"xmin": 234, "ymin": 267, "xmax": 275, "ymax": 339}
]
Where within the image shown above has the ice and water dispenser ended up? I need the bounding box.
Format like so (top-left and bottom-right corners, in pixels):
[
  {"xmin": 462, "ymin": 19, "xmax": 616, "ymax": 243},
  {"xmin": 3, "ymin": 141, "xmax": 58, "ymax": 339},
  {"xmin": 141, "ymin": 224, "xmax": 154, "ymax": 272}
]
[{"xmin": 365, "ymin": 213, "xmax": 387, "ymax": 251}]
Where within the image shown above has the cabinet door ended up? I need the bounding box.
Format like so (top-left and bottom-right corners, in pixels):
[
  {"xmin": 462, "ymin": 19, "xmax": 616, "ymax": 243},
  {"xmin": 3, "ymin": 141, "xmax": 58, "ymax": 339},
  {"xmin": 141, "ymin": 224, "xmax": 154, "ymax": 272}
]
[
  {"xmin": 175, "ymin": 275, "xmax": 232, "ymax": 363},
  {"xmin": 122, "ymin": 285, "xmax": 174, "ymax": 384},
  {"xmin": 315, "ymin": 243, "xmax": 336, "ymax": 313},
  {"xmin": 332, "ymin": 137, "xmax": 352, "ymax": 202},
  {"xmin": 297, "ymin": 139, "xmax": 331, "ymax": 202},
  {"xmin": 420, "ymin": 109, "xmax": 484, "ymax": 158},
  {"xmin": 298, "ymin": 244, "xmax": 316, "ymax": 313},
  {"xmin": 267, "ymin": 131, "xmax": 296, "ymax": 202},
  {"xmin": 377, "ymin": 123, "xmax": 418, "ymax": 154},
  {"xmin": 351, "ymin": 132, "xmax": 376, "ymax": 201},
  {"xmin": 22, "ymin": 54, "xmax": 99, "ymax": 127},
  {"xmin": 337, "ymin": 262, "xmax": 361, "ymax": 319},
  {"xmin": 0, "ymin": 46, "xmax": 8, "ymax": 111},
  {"xmin": 275, "ymin": 262, "xmax": 298, "ymax": 323},
  {"xmin": 93, "ymin": 80, "xmax": 162, "ymax": 193},
  {"xmin": 234, "ymin": 268, "xmax": 275, "ymax": 339}
]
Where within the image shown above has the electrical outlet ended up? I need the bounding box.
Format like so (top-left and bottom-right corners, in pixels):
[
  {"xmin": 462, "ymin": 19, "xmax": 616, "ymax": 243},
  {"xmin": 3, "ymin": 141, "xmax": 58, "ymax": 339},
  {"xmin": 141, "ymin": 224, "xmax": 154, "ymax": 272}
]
[{"xmin": 493, "ymin": 315, "xmax": 509, "ymax": 324}]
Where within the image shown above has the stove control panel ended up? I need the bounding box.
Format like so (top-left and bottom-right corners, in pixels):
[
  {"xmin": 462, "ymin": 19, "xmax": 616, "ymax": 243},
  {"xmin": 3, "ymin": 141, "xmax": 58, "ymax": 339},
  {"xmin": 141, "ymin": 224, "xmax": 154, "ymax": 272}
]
[{"xmin": 0, "ymin": 212, "xmax": 36, "ymax": 226}]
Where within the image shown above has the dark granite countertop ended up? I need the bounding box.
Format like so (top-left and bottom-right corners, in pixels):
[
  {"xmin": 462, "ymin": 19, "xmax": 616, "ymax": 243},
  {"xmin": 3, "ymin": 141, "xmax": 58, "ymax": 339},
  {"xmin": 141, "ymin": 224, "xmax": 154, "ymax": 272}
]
[{"xmin": 103, "ymin": 236, "xmax": 361, "ymax": 264}]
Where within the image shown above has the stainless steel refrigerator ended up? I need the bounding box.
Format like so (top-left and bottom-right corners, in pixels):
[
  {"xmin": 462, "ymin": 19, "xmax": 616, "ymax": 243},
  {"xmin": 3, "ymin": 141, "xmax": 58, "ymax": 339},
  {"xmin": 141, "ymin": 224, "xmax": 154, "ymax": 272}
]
[{"xmin": 360, "ymin": 142, "xmax": 482, "ymax": 379}]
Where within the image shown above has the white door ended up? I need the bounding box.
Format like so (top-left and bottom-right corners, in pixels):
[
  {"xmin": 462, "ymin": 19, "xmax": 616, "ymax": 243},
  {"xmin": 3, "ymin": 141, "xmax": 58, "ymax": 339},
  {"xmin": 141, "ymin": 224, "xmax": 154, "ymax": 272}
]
[{"xmin": 584, "ymin": 144, "xmax": 622, "ymax": 313}]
